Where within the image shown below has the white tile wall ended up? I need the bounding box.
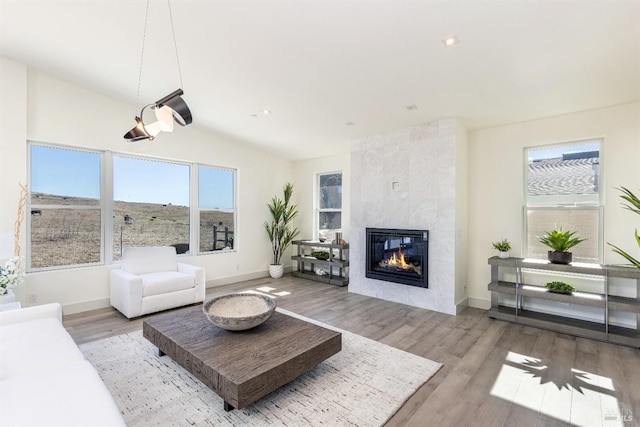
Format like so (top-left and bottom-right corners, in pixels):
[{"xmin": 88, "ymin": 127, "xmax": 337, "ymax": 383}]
[{"xmin": 349, "ymin": 119, "xmax": 458, "ymax": 315}]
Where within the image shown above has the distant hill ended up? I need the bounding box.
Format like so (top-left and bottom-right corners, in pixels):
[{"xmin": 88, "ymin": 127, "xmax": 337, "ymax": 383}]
[{"xmin": 29, "ymin": 193, "xmax": 232, "ymax": 268}]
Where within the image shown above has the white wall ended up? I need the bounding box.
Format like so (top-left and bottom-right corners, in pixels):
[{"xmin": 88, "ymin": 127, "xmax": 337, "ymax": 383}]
[
  {"xmin": 0, "ymin": 58, "xmax": 28, "ymax": 304},
  {"xmin": 1, "ymin": 58, "xmax": 294, "ymax": 314},
  {"xmin": 467, "ymin": 102, "xmax": 640, "ymax": 309},
  {"xmin": 455, "ymin": 124, "xmax": 469, "ymax": 312},
  {"xmin": 4, "ymin": 55, "xmax": 638, "ymax": 317}
]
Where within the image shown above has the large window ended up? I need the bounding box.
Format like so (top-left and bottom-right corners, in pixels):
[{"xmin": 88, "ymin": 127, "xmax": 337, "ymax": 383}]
[
  {"xmin": 113, "ymin": 156, "xmax": 190, "ymax": 259},
  {"xmin": 29, "ymin": 145, "xmax": 102, "ymax": 269},
  {"xmin": 317, "ymin": 172, "xmax": 342, "ymax": 241},
  {"xmin": 525, "ymin": 140, "xmax": 602, "ymax": 263},
  {"xmin": 198, "ymin": 166, "xmax": 235, "ymax": 252},
  {"xmin": 28, "ymin": 142, "xmax": 236, "ymax": 271}
]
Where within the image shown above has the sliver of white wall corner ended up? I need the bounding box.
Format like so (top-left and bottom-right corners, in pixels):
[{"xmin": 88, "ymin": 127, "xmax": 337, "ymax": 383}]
[{"xmin": 0, "ymin": 231, "xmax": 14, "ymax": 261}]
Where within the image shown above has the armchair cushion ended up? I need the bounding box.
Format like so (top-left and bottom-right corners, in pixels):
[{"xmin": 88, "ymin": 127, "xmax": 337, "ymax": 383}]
[
  {"xmin": 141, "ymin": 271, "xmax": 196, "ymax": 297},
  {"xmin": 121, "ymin": 246, "xmax": 178, "ymax": 275}
]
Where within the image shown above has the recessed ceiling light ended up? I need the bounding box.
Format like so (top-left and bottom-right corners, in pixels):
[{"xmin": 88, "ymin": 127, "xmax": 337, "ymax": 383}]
[
  {"xmin": 262, "ymin": 109, "xmax": 272, "ymax": 115},
  {"xmin": 345, "ymin": 121, "xmax": 355, "ymax": 126},
  {"xmin": 251, "ymin": 114, "xmax": 258, "ymax": 118},
  {"xmin": 442, "ymin": 36, "xmax": 459, "ymax": 48},
  {"xmin": 405, "ymin": 105, "xmax": 418, "ymax": 111}
]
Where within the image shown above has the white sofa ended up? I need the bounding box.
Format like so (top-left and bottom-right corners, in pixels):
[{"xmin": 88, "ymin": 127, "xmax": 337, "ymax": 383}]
[
  {"xmin": 0, "ymin": 303, "xmax": 125, "ymax": 426},
  {"xmin": 110, "ymin": 246, "xmax": 206, "ymax": 319}
]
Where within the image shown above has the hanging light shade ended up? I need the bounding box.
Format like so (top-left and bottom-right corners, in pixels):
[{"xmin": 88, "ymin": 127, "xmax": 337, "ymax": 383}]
[
  {"xmin": 123, "ymin": 0, "xmax": 191, "ymax": 142},
  {"xmin": 156, "ymin": 89, "xmax": 192, "ymax": 127},
  {"xmin": 124, "ymin": 89, "xmax": 192, "ymax": 142},
  {"xmin": 124, "ymin": 117, "xmax": 152, "ymax": 142},
  {"xmin": 154, "ymin": 106, "xmax": 175, "ymax": 130}
]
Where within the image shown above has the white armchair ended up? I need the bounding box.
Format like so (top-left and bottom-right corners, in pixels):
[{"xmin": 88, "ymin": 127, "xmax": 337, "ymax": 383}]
[{"xmin": 110, "ymin": 246, "xmax": 205, "ymax": 319}]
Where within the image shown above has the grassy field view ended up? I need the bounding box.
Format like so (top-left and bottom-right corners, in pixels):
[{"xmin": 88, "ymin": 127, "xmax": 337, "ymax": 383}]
[{"xmin": 30, "ymin": 193, "xmax": 233, "ymax": 268}]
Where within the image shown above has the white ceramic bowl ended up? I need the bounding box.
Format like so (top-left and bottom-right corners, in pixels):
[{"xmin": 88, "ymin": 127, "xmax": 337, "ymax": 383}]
[{"xmin": 203, "ymin": 293, "xmax": 277, "ymax": 331}]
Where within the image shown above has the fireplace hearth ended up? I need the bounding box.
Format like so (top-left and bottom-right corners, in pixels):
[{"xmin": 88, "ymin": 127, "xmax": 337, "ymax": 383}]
[{"xmin": 366, "ymin": 228, "xmax": 428, "ymax": 288}]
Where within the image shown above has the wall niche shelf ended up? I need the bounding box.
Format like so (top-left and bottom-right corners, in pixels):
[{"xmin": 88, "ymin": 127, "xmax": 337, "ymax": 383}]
[
  {"xmin": 291, "ymin": 240, "xmax": 349, "ymax": 286},
  {"xmin": 488, "ymin": 257, "xmax": 640, "ymax": 348}
]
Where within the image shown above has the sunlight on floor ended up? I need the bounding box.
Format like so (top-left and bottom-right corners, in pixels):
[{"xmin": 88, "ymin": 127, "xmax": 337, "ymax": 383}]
[
  {"xmin": 490, "ymin": 351, "xmax": 630, "ymax": 426},
  {"xmin": 245, "ymin": 287, "xmax": 292, "ymax": 298},
  {"xmin": 273, "ymin": 291, "xmax": 291, "ymax": 296}
]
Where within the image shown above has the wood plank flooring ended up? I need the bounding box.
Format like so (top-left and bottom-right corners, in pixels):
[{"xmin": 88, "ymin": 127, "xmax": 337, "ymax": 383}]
[{"xmin": 63, "ymin": 275, "xmax": 640, "ymax": 426}]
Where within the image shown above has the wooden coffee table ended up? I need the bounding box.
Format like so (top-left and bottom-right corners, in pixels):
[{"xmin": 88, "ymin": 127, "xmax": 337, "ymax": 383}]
[{"xmin": 142, "ymin": 305, "xmax": 341, "ymax": 411}]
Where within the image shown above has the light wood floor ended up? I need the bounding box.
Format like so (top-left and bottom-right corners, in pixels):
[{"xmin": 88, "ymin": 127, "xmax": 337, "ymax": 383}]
[{"xmin": 63, "ymin": 275, "xmax": 640, "ymax": 426}]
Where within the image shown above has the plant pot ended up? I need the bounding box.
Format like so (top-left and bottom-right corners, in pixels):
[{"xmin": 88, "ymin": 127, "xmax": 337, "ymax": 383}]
[
  {"xmin": 548, "ymin": 251, "xmax": 572, "ymax": 264},
  {"xmin": 498, "ymin": 251, "xmax": 509, "ymax": 259},
  {"xmin": 0, "ymin": 290, "xmax": 16, "ymax": 305},
  {"xmin": 269, "ymin": 264, "xmax": 284, "ymax": 279}
]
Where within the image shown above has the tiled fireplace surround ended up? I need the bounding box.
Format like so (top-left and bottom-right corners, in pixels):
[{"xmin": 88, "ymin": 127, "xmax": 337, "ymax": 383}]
[{"xmin": 349, "ymin": 118, "xmax": 467, "ymax": 315}]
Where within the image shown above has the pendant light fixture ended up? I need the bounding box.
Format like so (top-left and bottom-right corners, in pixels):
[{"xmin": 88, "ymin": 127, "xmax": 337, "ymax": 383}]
[{"xmin": 124, "ymin": 0, "xmax": 192, "ymax": 142}]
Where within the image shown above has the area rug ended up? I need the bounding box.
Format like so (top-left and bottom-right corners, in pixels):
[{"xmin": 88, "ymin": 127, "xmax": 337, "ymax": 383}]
[{"xmin": 80, "ymin": 308, "xmax": 441, "ymax": 426}]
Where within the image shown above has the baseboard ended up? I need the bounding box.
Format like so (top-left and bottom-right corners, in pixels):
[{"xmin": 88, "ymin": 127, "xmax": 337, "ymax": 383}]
[
  {"xmin": 62, "ymin": 297, "xmax": 112, "ymax": 315},
  {"xmin": 58, "ymin": 266, "xmax": 282, "ymax": 315},
  {"xmin": 59, "ymin": 272, "xmax": 275, "ymax": 315},
  {"xmin": 205, "ymin": 266, "xmax": 293, "ymax": 288},
  {"xmin": 455, "ymin": 298, "xmax": 469, "ymax": 315},
  {"xmin": 467, "ymin": 297, "xmax": 491, "ymax": 310}
]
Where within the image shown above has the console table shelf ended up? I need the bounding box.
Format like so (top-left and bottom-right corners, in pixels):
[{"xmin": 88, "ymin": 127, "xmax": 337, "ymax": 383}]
[
  {"xmin": 291, "ymin": 240, "xmax": 349, "ymax": 286},
  {"xmin": 488, "ymin": 257, "xmax": 640, "ymax": 348}
]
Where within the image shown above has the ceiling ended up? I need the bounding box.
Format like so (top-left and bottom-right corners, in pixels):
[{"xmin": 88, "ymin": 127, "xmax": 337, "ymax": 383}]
[{"xmin": 1, "ymin": 0, "xmax": 639, "ymax": 161}]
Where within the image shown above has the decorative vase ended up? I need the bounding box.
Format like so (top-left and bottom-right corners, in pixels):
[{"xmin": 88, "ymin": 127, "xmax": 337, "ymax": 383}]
[
  {"xmin": 548, "ymin": 251, "xmax": 572, "ymax": 264},
  {"xmin": 269, "ymin": 264, "xmax": 284, "ymax": 279},
  {"xmin": 0, "ymin": 290, "xmax": 16, "ymax": 305},
  {"xmin": 498, "ymin": 251, "xmax": 509, "ymax": 259}
]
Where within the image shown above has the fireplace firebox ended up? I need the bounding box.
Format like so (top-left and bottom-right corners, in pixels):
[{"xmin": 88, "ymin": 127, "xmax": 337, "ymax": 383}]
[{"xmin": 366, "ymin": 228, "xmax": 428, "ymax": 288}]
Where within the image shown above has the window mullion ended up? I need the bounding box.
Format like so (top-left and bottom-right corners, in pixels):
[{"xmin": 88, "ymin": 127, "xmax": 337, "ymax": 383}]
[
  {"xmin": 103, "ymin": 151, "xmax": 113, "ymax": 264},
  {"xmin": 191, "ymin": 162, "xmax": 198, "ymax": 255}
]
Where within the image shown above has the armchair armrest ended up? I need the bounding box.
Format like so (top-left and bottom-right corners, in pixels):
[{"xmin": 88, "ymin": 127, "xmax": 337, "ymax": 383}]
[
  {"xmin": 177, "ymin": 263, "xmax": 206, "ymax": 302},
  {"xmin": 0, "ymin": 303, "xmax": 62, "ymax": 326},
  {"xmin": 109, "ymin": 269, "xmax": 144, "ymax": 318}
]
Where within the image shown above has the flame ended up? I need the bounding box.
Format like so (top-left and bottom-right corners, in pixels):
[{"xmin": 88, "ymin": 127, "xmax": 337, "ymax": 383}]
[{"xmin": 384, "ymin": 248, "xmax": 412, "ymax": 269}]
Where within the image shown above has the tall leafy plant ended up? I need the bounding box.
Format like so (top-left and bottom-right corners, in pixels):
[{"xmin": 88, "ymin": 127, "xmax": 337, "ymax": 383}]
[
  {"xmin": 608, "ymin": 186, "xmax": 640, "ymax": 268},
  {"xmin": 264, "ymin": 182, "xmax": 300, "ymax": 265}
]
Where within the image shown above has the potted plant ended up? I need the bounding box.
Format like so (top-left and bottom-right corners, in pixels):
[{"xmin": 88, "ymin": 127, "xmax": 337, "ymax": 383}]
[
  {"xmin": 492, "ymin": 239, "xmax": 512, "ymax": 259},
  {"xmin": 608, "ymin": 186, "xmax": 640, "ymax": 268},
  {"xmin": 538, "ymin": 228, "xmax": 586, "ymax": 264},
  {"xmin": 264, "ymin": 183, "xmax": 300, "ymax": 278},
  {"xmin": 0, "ymin": 257, "xmax": 24, "ymax": 304},
  {"xmin": 545, "ymin": 280, "xmax": 575, "ymax": 294}
]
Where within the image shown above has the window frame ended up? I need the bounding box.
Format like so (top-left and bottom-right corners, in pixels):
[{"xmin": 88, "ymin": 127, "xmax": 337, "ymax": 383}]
[
  {"xmin": 522, "ymin": 139, "xmax": 604, "ymax": 263},
  {"xmin": 316, "ymin": 171, "xmax": 343, "ymax": 240},
  {"xmin": 26, "ymin": 141, "xmax": 237, "ymax": 272},
  {"xmin": 111, "ymin": 153, "xmax": 193, "ymax": 259},
  {"xmin": 196, "ymin": 165, "xmax": 237, "ymax": 254},
  {"xmin": 27, "ymin": 142, "xmax": 105, "ymax": 271}
]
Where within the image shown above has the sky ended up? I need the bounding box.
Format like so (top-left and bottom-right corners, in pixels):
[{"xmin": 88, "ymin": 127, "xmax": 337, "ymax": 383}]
[{"xmin": 30, "ymin": 145, "xmax": 234, "ymax": 208}]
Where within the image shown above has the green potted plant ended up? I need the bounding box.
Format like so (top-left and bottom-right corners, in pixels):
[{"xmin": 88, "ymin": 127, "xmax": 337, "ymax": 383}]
[
  {"xmin": 545, "ymin": 280, "xmax": 575, "ymax": 294},
  {"xmin": 264, "ymin": 182, "xmax": 300, "ymax": 278},
  {"xmin": 538, "ymin": 228, "xmax": 586, "ymax": 264},
  {"xmin": 492, "ymin": 239, "xmax": 512, "ymax": 259},
  {"xmin": 608, "ymin": 186, "xmax": 640, "ymax": 268}
]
